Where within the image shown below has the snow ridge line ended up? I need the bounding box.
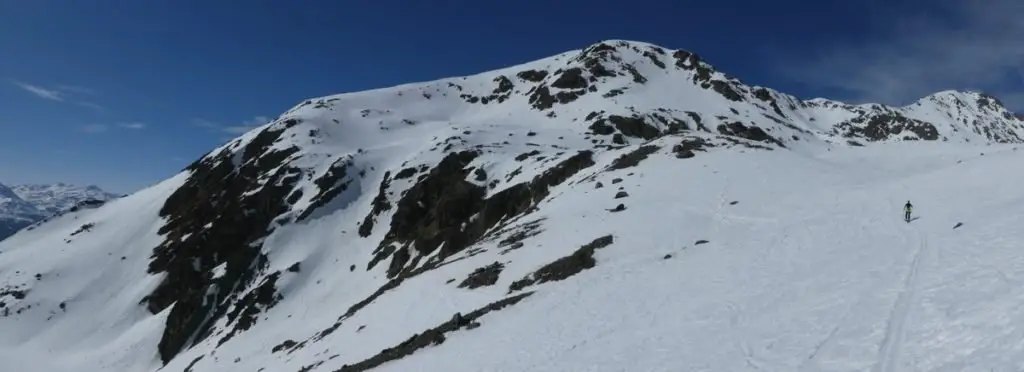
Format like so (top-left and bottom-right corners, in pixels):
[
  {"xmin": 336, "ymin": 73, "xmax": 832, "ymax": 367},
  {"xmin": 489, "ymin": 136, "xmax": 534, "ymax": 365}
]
[{"xmin": 874, "ymin": 230, "xmax": 927, "ymax": 372}]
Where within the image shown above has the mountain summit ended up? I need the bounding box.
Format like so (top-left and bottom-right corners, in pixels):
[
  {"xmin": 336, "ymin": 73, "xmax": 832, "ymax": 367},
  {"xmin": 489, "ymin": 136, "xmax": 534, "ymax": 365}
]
[{"xmin": 2, "ymin": 40, "xmax": 1024, "ymax": 371}]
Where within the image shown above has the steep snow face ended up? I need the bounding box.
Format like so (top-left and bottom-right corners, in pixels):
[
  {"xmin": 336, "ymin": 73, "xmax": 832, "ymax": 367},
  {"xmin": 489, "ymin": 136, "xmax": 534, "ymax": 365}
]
[
  {"xmin": 12, "ymin": 183, "xmax": 120, "ymax": 216},
  {"xmin": 3, "ymin": 39, "xmax": 1024, "ymax": 372}
]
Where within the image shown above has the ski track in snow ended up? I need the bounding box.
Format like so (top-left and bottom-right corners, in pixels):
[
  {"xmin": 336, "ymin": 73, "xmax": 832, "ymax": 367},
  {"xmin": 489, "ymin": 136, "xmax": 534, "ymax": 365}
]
[{"xmin": 875, "ymin": 229, "xmax": 926, "ymax": 372}]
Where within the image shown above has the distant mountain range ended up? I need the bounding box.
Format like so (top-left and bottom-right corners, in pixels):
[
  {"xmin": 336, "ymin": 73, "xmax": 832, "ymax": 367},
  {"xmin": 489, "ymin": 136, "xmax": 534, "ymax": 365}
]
[{"xmin": 0, "ymin": 182, "xmax": 119, "ymax": 241}]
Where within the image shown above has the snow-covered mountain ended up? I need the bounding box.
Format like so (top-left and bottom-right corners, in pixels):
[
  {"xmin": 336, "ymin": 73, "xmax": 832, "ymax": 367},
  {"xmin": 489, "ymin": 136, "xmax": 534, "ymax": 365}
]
[
  {"xmin": 3, "ymin": 40, "xmax": 1024, "ymax": 371},
  {"xmin": 0, "ymin": 183, "xmax": 118, "ymax": 241},
  {"xmin": 11, "ymin": 183, "xmax": 120, "ymax": 216},
  {"xmin": 0, "ymin": 183, "xmax": 43, "ymax": 241}
]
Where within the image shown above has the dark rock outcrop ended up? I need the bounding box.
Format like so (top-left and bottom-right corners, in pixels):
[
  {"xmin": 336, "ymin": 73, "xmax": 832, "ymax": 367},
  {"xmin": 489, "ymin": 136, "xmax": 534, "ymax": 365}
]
[
  {"xmin": 458, "ymin": 262, "xmax": 505, "ymax": 289},
  {"xmin": 516, "ymin": 69, "xmax": 548, "ymax": 82},
  {"xmin": 371, "ymin": 150, "xmax": 595, "ymax": 279},
  {"xmin": 716, "ymin": 122, "xmax": 783, "ymax": 147},
  {"xmin": 298, "ymin": 156, "xmax": 356, "ymax": 221},
  {"xmin": 834, "ymin": 112, "xmax": 939, "ymax": 141},
  {"xmin": 359, "ymin": 171, "xmax": 394, "ymax": 238},
  {"xmin": 336, "ymin": 293, "xmax": 533, "ymax": 372},
  {"xmin": 145, "ymin": 120, "xmax": 302, "ymax": 363},
  {"xmin": 588, "ymin": 114, "xmax": 662, "ymax": 140},
  {"xmin": 609, "ymin": 145, "xmax": 661, "ymax": 170},
  {"xmin": 509, "ymin": 235, "xmax": 614, "ymax": 292}
]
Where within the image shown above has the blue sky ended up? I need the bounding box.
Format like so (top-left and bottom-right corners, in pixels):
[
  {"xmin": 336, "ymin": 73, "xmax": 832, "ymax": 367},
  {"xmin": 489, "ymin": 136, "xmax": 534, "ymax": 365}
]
[{"xmin": 2, "ymin": 0, "xmax": 1022, "ymax": 193}]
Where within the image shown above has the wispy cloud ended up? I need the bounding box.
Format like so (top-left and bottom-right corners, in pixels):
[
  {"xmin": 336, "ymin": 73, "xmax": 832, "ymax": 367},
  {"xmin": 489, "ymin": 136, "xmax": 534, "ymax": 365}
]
[
  {"xmin": 221, "ymin": 126, "xmax": 256, "ymax": 134},
  {"xmin": 193, "ymin": 116, "xmax": 271, "ymax": 135},
  {"xmin": 77, "ymin": 122, "xmax": 145, "ymax": 133},
  {"xmin": 118, "ymin": 122, "xmax": 146, "ymax": 129},
  {"xmin": 223, "ymin": 116, "xmax": 271, "ymax": 134},
  {"xmin": 780, "ymin": 0, "xmax": 1024, "ymax": 110},
  {"xmin": 10, "ymin": 80, "xmax": 156, "ymax": 131},
  {"xmin": 12, "ymin": 80, "xmax": 65, "ymax": 101},
  {"xmin": 79, "ymin": 124, "xmax": 109, "ymax": 133},
  {"xmin": 76, "ymin": 101, "xmax": 106, "ymax": 113},
  {"xmin": 9, "ymin": 80, "xmax": 110, "ymax": 111}
]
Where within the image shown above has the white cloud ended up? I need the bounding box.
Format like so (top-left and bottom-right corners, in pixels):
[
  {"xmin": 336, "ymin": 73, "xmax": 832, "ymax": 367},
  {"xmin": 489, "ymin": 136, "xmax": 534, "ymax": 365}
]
[
  {"xmin": 118, "ymin": 122, "xmax": 146, "ymax": 129},
  {"xmin": 246, "ymin": 116, "xmax": 271, "ymax": 126},
  {"xmin": 221, "ymin": 126, "xmax": 255, "ymax": 134},
  {"xmin": 781, "ymin": 0, "xmax": 1024, "ymax": 110},
  {"xmin": 12, "ymin": 81, "xmax": 64, "ymax": 101},
  {"xmin": 193, "ymin": 116, "xmax": 271, "ymax": 135},
  {"xmin": 76, "ymin": 122, "xmax": 144, "ymax": 133},
  {"xmin": 9, "ymin": 81, "xmax": 108, "ymax": 112},
  {"xmin": 223, "ymin": 116, "xmax": 271, "ymax": 134},
  {"xmin": 79, "ymin": 124, "xmax": 109, "ymax": 133},
  {"xmin": 77, "ymin": 101, "xmax": 106, "ymax": 112}
]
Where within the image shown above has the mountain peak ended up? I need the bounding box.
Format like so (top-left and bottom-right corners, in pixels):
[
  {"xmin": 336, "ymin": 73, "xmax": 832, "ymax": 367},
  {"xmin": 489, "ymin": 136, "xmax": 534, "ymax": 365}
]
[
  {"xmin": 921, "ymin": 89, "xmax": 1001, "ymax": 106},
  {"xmin": 5, "ymin": 39, "xmax": 1024, "ymax": 371}
]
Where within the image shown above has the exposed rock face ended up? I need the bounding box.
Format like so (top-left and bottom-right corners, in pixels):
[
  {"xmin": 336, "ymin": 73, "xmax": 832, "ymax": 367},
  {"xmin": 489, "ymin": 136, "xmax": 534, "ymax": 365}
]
[
  {"xmin": 458, "ymin": 262, "xmax": 504, "ymax": 289},
  {"xmin": 146, "ymin": 120, "xmax": 303, "ymax": 362},
  {"xmin": 368, "ymin": 150, "xmax": 596, "ymax": 278},
  {"xmin": 832, "ymin": 112, "xmax": 939, "ymax": 141},
  {"xmin": 509, "ymin": 235, "xmax": 614, "ymax": 292}
]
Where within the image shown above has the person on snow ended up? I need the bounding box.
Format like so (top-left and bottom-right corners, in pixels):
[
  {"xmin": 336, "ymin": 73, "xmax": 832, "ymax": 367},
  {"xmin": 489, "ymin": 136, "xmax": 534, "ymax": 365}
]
[{"xmin": 904, "ymin": 201, "xmax": 913, "ymax": 222}]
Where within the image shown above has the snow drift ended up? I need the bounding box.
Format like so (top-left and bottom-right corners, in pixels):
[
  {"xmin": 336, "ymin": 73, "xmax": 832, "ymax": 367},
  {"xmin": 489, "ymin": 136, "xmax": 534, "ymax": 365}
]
[{"xmin": 3, "ymin": 40, "xmax": 1024, "ymax": 372}]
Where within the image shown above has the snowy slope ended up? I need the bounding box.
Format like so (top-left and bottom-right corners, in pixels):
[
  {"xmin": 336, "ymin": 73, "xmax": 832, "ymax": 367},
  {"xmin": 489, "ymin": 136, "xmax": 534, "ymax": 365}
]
[
  {"xmin": 3, "ymin": 39, "xmax": 1024, "ymax": 372},
  {"xmin": 12, "ymin": 183, "xmax": 120, "ymax": 216}
]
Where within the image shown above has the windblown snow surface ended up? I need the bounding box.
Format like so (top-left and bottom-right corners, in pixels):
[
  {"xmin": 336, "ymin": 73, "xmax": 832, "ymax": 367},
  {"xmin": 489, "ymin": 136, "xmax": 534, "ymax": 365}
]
[{"xmin": 3, "ymin": 40, "xmax": 1024, "ymax": 372}]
